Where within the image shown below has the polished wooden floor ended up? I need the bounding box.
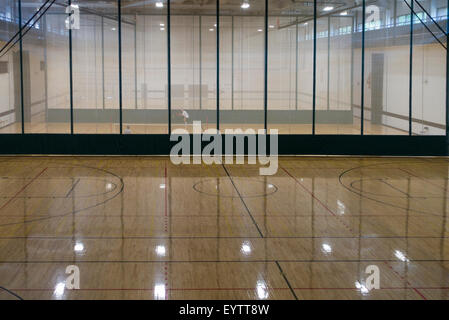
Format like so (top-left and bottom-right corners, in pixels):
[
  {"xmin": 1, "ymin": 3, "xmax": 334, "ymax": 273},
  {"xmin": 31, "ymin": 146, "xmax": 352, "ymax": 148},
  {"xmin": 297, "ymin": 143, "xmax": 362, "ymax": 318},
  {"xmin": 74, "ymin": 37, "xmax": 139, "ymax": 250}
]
[{"xmin": 0, "ymin": 156, "xmax": 448, "ymax": 300}]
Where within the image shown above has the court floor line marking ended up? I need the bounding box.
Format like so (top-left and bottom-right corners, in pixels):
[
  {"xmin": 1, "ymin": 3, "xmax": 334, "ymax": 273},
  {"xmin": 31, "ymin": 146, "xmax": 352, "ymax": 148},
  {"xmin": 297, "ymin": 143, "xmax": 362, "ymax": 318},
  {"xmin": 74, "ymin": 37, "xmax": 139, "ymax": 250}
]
[
  {"xmin": 0, "ymin": 213, "xmax": 442, "ymax": 218},
  {"xmin": 378, "ymin": 179, "xmax": 412, "ymax": 197},
  {"xmin": 0, "ymin": 235, "xmax": 447, "ymax": 239},
  {"xmin": 222, "ymin": 164, "xmax": 264, "ymax": 238},
  {"xmin": 164, "ymin": 162, "xmax": 168, "ymax": 233},
  {"xmin": 1, "ymin": 259, "xmax": 448, "ymax": 263},
  {"xmin": 163, "ymin": 161, "xmax": 169, "ymax": 296},
  {"xmin": 275, "ymin": 261, "xmax": 298, "ymax": 300},
  {"xmin": 281, "ymin": 167, "xmax": 354, "ymax": 233},
  {"xmin": 0, "ymin": 164, "xmax": 124, "ymax": 228},
  {"xmin": 65, "ymin": 178, "xmax": 80, "ymax": 198},
  {"xmin": 7, "ymin": 287, "xmax": 449, "ymax": 292},
  {"xmin": 0, "ymin": 286, "xmax": 24, "ymax": 300},
  {"xmin": 398, "ymin": 167, "xmax": 447, "ymax": 191},
  {"xmin": 0, "ymin": 167, "xmax": 47, "ymax": 211},
  {"xmin": 337, "ymin": 163, "xmax": 445, "ymax": 217},
  {"xmin": 382, "ymin": 261, "xmax": 427, "ymax": 300}
]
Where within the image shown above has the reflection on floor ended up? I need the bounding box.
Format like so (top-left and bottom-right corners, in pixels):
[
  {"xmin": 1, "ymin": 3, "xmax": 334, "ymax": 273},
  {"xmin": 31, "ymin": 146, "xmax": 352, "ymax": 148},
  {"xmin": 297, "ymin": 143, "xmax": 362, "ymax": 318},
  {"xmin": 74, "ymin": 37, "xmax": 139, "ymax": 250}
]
[{"xmin": 0, "ymin": 156, "xmax": 448, "ymax": 300}]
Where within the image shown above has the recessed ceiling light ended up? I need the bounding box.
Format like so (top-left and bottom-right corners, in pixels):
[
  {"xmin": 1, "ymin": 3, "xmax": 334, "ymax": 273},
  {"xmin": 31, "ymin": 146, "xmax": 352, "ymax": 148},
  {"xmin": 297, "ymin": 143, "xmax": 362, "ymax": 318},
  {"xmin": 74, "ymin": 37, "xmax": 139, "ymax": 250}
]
[
  {"xmin": 209, "ymin": 28, "xmax": 214, "ymax": 31},
  {"xmin": 160, "ymin": 23, "xmax": 165, "ymax": 27},
  {"xmin": 340, "ymin": 11, "xmax": 348, "ymax": 16},
  {"xmin": 160, "ymin": 27, "xmax": 165, "ymax": 31},
  {"xmin": 257, "ymin": 29, "xmax": 263, "ymax": 32},
  {"xmin": 156, "ymin": 2, "xmax": 164, "ymax": 8},
  {"xmin": 269, "ymin": 25, "xmax": 275, "ymax": 29},
  {"xmin": 323, "ymin": 6, "xmax": 334, "ymax": 12},
  {"xmin": 241, "ymin": 2, "xmax": 250, "ymax": 9},
  {"xmin": 111, "ymin": 27, "xmax": 116, "ymax": 31}
]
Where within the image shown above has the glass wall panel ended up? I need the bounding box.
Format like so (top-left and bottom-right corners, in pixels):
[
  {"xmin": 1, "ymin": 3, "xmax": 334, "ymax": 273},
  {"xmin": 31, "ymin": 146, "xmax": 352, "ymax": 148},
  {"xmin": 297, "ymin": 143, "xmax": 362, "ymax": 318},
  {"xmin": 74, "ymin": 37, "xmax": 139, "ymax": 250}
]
[
  {"xmin": 0, "ymin": 0, "xmax": 21, "ymax": 133},
  {"xmin": 122, "ymin": 1, "xmax": 168, "ymax": 134},
  {"xmin": 22, "ymin": 0, "xmax": 70, "ymax": 133},
  {"xmin": 297, "ymin": 18, "xmax": 315, "ymax": 133},
  {"xmin": 362, "ymin": 0, "xmax": 410, "ymax": 135},
  {"xmin": 1, "ymin": 0, "xmax": 448, "ymax": 139},
  {"xmin": 73, "ymin": 1, "xmax": 119, "ymax": 134},
  {"xmin": 412, "ymin": 0, "xmax": 447, "ymax": 135},
  {"xmin": 267, "ymin": 1, "xmax": 308, "ymax": 134},
  {"xmin": 171, "ymin": 1, "xmax": 216, "ymax": 133},
  {"xmin": 219, "ymin": 15, "xmax": 233, "ymax": 113},
  {"xmin": 316, "ymin": 4, "xmax": 361, "ymax": 135},
  {"xmin": 220, "ymin": 0, "xmax": 265, "ymax": 132}
]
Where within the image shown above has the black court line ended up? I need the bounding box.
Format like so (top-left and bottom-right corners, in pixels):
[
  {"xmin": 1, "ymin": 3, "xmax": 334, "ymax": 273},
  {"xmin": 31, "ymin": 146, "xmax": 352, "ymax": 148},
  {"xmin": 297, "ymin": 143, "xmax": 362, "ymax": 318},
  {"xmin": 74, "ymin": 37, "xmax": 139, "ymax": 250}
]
[
  {"xmin": 0, "ymin": 213, "xmax": 442, "ymax": 218},
  {"xmin": 348, "ymin": 178, "xmax": 446, "ymax": 199},
  {"xmin": 1, "ymin": 259, "xmax": 448, "ymax": 264},
  {"xmin": 192, "ymin": 178, "xmax": 278, "ymax": 198},
  {"xmin": 338, "ymin": 163, "xmax": 448, "ymax": 217},
  {"xmin": 0, "ymin": 165, "xmax": 124, "ymax": 228},
  {"xmin": 0, "ymin": 286, "xmax": 24, "ymax": 300},
  {"xmin": 379, "ymin": 179, "xmax": 413, "ymax": 198},
  {"xmin": 275, "ymin": 261, "xmax": 298, "ymax": 300},
  {"xmin": 222, "ymin": 164, "xmax": 264, "ymax": 238},
  {"xmin": 0, "ymin": 235, "xmax": 448, "ymax": 240},
  {"xmin": 65, "ymin": 178, "xmax": 80, "ymax": 198}
]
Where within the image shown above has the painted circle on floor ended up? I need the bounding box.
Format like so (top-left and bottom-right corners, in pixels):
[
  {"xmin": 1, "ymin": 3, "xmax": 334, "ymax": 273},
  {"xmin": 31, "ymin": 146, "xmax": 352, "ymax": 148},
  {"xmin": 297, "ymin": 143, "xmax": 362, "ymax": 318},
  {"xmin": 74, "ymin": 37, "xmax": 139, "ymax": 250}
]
[
  {"xmin": 0, "ymin": 162, "xmax": 124, "ymax": 227},
  {"xmin": 339, "ymin": 161, "xmax": 449, "ymax": 216}
]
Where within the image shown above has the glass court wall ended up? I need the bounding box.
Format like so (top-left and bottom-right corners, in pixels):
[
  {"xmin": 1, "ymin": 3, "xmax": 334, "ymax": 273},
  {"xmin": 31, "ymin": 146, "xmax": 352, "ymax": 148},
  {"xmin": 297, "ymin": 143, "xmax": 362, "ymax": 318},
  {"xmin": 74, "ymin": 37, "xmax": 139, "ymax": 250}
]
[{"xmin": 0, "ymin": 0, "xmax": 447, "ymax": 137}]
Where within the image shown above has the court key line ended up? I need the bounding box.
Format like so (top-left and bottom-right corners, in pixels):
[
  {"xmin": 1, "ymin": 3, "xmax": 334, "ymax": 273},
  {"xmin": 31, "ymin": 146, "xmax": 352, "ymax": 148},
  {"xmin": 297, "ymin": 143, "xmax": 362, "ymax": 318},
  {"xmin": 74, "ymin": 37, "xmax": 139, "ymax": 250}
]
[
  {"xmin": 0, "ymin": 167, "xmax": 47, "ymax": 211},
  {"xmin": 280, "ymin": 167, "xmax": 353, "ymax": 233},
  {"xmin": 280, "ymin": 166, "xmax": 428, "ymax": 300},
  {"xmin": 222, "ymin": 164, "xmax": 264, "ymax": 238}
]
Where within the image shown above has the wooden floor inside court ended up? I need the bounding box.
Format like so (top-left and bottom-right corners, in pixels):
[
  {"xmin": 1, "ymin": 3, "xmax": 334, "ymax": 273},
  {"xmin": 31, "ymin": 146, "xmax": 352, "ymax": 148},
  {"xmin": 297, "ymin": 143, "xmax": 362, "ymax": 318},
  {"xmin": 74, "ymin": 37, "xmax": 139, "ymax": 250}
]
[{"xmin": 0, "ymin": 156, "xmax": 448, "ymax": 300}]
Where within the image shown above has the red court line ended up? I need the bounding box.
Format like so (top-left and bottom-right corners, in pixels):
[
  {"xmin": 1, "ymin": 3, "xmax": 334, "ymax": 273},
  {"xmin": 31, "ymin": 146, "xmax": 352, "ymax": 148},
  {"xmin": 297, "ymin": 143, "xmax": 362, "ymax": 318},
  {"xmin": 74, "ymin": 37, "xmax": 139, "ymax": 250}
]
[
  {"xmin": 383, "ymin": 261, "xmax": 427, "ymax": 300},
  {"xmin": 0, "ymin": 167, "xmax": 48, "ymax": 211}
]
